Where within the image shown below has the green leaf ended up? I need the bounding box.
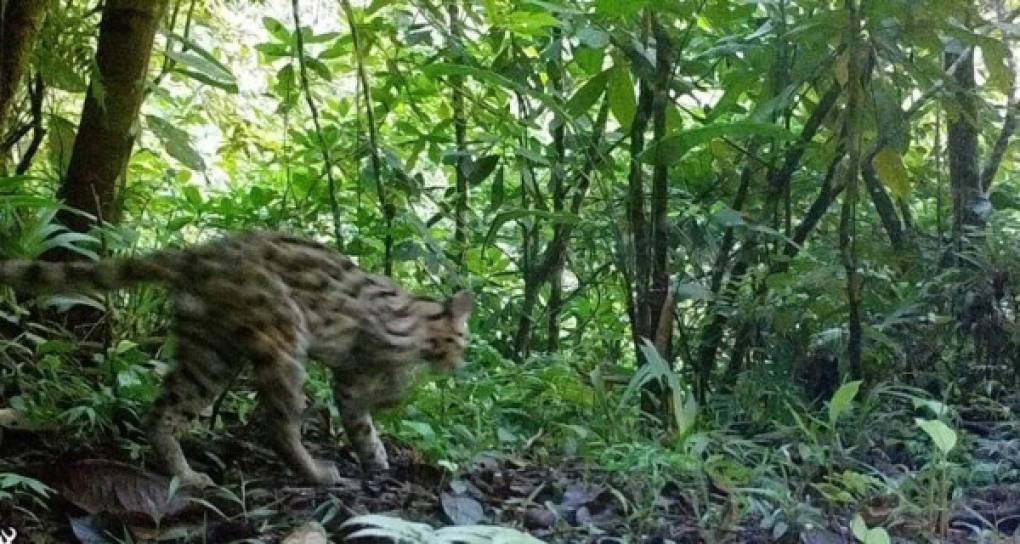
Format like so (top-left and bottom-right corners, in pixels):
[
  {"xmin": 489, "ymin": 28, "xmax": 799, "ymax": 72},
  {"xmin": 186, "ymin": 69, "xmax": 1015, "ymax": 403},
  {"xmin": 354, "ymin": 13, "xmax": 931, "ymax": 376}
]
[
  {"xmin": 910, "ymin": 396, "xmax": 949, "ymax": 417},
  {"xmin": 423, "ymin": 63, "xmax": 568, "ymax": 119},
  {"xmin": 262, "ymin": 17, "xmax": 291, "ymax": 42},
  {"xmin": 872, "ymin": 148, "xmax": 911, "ymax": 199},
  {"xmin": 482, "ymin": 209, "xmax": 580, "ymax": 249},
  {"xmin": 712, "ymin": 207, "xmax": 744, "ymax": 227},
  {"xmin": 982, "ymin": 43, "xmax": 1014, "ymax": 95},
  {"xmin": 577, "ymin": 26, "xmax": 609, "ymax": 49},
  {"xmin": 319, "ymin": 36, "xmax": 352, "ymax": 59},
  {"xmin": 465, "ymin": 155, "xmax": 500, "ymax": 184},
  {"xmin": 851, "ymin": 514, "xmax": 890, "ymax": 544},
  {"xmin": 643, "ymin": 122, "xmax": 796, "ymax": 166},
  {"xmin": 161, "ymin": 30, "xmax": 238, "ymax": 93},
  {"xmin": 181, "ymin": 185, "xmax": 203, "ymax": 207},
  {"xmin": 828, "ymin": 380, "xmax": 862, "ymax": 427},
  {"xmin": 401, "ymin": 420, "xmax": 436, "ymax": 441},
  {"xmin": 864, "ymin": 528, "xmax": 891, "ymax": 544},
  {"xmin": 304, "ymin": 57, "xmax": 332, "ymax": 80},
  {"xmin": 565, "ymin": 70, "xmax": 609, "ymax": 117},
  {"xmin": 607, "ymin": 64, "xmax": 636, "ymax": 130},
  {"xmin": 915, "ymin": 418, "xmax": 957, "ymax": 455},
  {"xmin": 505, "ymin": 10, "xmax": 559, "ymax": 35},
  {"xmin": 256, "ymin": 42, "xmax": 292, "ymax": 58},
  {"xmin": 574, "ymin": 46, "xmax": 604, "ymax": 74},
  {"xmin": 38, "ymin": 54, "xmax": 88, "ymax": 93},
  {"xmin": 595, "ymin": 0, "xmax": 648, "ymax": 17},
  {"xmin": 145, "ymin": 115, "xmax": 206, "ymax": 172}
]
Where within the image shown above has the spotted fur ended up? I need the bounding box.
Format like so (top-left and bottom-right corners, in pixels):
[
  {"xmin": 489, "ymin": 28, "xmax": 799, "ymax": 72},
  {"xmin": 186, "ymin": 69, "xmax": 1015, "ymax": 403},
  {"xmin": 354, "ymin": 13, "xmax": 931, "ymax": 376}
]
[{"xmin": 0, "ymin": 231, "xmax": 474, "ymax": 487}]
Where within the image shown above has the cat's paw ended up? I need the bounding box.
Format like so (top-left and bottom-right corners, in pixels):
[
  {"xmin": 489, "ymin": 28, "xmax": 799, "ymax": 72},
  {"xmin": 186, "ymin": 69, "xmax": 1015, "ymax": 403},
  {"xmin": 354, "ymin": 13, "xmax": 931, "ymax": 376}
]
[
  {"xmin": 179, "ymin": 471, "xmax": 215, "ymax": 489},
  {"xmin": 360, "ymin": 455, "xmax": 390, "ymax": 474},
  {"xmin": 310, "ymin": 460, "xmax": 342, "ymax": 486}
]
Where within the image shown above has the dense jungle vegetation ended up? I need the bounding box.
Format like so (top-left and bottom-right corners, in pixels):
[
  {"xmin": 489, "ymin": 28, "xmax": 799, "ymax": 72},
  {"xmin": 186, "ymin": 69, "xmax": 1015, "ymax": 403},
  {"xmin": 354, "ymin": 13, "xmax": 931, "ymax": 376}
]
[{"xmin": 2, "ymin": 0, "xmax": 1020, "ymax": 542}]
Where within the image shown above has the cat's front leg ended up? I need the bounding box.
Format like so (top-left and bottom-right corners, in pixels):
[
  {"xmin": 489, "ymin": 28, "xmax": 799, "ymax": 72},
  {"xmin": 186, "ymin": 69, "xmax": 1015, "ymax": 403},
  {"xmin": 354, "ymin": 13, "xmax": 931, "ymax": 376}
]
[
  {"xmin": 342, "ymin": 409, "xmax": 389, "ymax": 472},
  {"xmin": 332, "ymin": 381, "xmax": 389, "ymax": 472}
]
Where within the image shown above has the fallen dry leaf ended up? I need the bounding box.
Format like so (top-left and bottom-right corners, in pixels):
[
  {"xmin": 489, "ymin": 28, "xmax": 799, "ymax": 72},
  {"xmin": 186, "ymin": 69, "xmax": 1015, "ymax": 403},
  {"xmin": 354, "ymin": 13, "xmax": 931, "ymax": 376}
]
[
  {"xmin": 43, "ymin": 459, "xmax": 197, "ymax": 525},
  {"xmin": 441, "ymin": 491, "xmax": 485, "ymax": 525}
]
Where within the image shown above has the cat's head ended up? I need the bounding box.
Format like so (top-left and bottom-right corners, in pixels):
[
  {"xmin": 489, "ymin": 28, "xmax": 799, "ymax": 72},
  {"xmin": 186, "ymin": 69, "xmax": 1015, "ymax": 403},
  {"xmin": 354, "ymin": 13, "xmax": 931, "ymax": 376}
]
[{"xmin": 422, "ymin": 290, "xmax": 474, "ymax": 372}]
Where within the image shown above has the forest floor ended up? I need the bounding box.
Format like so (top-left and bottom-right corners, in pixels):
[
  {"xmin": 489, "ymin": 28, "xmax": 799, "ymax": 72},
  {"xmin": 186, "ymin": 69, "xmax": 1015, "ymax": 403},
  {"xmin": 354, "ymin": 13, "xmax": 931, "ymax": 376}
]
[{"xmin": 3, "ymin": 404, "xmax": 1020, "ymax": 543}]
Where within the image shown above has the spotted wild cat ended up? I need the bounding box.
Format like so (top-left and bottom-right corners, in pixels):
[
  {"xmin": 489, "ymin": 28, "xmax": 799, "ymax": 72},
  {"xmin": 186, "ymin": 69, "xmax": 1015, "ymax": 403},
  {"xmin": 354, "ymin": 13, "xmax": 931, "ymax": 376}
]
[{"xmin": 0, "ymin": 231, "xmax": 474, "ymax": 488}]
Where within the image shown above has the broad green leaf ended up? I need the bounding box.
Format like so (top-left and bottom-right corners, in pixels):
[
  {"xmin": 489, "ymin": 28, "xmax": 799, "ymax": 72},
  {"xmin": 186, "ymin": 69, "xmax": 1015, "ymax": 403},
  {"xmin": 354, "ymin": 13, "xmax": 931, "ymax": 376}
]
[
  {"xmin": 574, "ymin": 46, "xmax": 604, "ymax": 74},
  {"xmin": 38, "ymin": 54, "xmax": 88, "ymax": 93},
  {"xmin": 161, "ymin": 31, "xmax": 238, "ymax": 93},
  {"xmin": 423, "ymin": 63, "xmax": 568, "ymax": 120},
  {"xmin": 828, "ymin": 380, "xmax": 862, "ymax": 427},
  {"xmin": 262, "ymin": 17, "xmax": 290, "ymax": 41},
  {"xmin": 301, "ymin": 28, "xmax": 341, "ymax": 44},
  {"xmin": 319, "ymin": 36, "xmax": 353, "ymax": 59},
  {"xmin": 915, "ymin": 418, "xmax": 957, "ymax": 455},
  {"xmin": 483, "ymin": 209, "xmax": 580, "ymax": 249},
  {"xmin": 607, "ymin": 64, "xmax": 636, "ymax": 130},
  {"xmin": 864, "ymin": 529, "xmax": 891, "ymax": 544},
  {"xmin": 256, "ymin": 42, "xmax": 292, "ymax": 58},
  {"xmin": 910, "ymin": 397, "xmax": 949, "ymax": 417},
  {"xmin": 577, "ymin": 26, "xmax": 609, "ymax": 49},
  {"xmin": 851, "ymin": 515, "xmax": 890, "ymax": 544},
  {"xmin": 872, "ymin": 148, "xmax": 910, "ymax": 199},
  {"xmin": 505, "ymin": 10, "xmax": 558, "ymax": 35},
  {"xmin": 181, "ymin": 185, "xmax": 203, "ymax": 207},
  {"xmin": 304, "ymin": 57, "xmax": 332, "ymax": 80},
  {"xmin": 707, "ymin": 70, "xmax": 755, "ymax": 121},
  {"xmin": 642, "ymin": 122, "xmax": 796, "ymax": 166},
  {"xmin": 982, "ymin": 43, "xmax": 1014, "ymax": 95},
  {"xmin": 465, "ymin": 155, "xmax": 500, "ymax": 184},
  {"xmin": 712, "ymin": 207, "xmax": 744, "ymax": 227},
  {"xmin": 565, "ymin": 70, "xmax": 609, "ymax": 117},
  {"xmin": 595, "ymin": 0, "xmax": 648, "ymax": 17},
  {"xmin": 145, "ymin": 115, "xmax": 206, "ymax": 172}
]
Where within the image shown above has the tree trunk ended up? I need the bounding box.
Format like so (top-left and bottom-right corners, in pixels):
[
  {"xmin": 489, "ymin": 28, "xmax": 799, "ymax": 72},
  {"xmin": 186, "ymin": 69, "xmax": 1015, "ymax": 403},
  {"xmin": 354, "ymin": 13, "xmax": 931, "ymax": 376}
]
[
  {"xmin": 449, "ymin": 0, "xmax": 468, "ymax": 263},
  {"xmin": 648, "ymin": 20, "xmax": 673, "ymax": 360},
  {"xmin": 56, "ymin": 0, "xmax": 168, "ymax": 234},
  {"xmin": 513, "ymin": 100, "xmax": 609, "ymax": 357},
  {"xmin": 0, "ymin": 0, "xmax": 48, "ymax": 160},
  {"xmin": 840, "ymin": 0, "xmax": 863, "ymax": 378},
  {"xmin": 946, "ymin": 46, "xmax": 983, "ymax": 238},
  {"xmin": 545, "ymin": 28, "xmax": 566, "ymax": 352},
  {"xmin": 698, "ymin": 82, "xmax": 840, "ymax": 395},
  {"xmin": 49, "ymin": 0, "xmax": 166, "ymax": 343}
]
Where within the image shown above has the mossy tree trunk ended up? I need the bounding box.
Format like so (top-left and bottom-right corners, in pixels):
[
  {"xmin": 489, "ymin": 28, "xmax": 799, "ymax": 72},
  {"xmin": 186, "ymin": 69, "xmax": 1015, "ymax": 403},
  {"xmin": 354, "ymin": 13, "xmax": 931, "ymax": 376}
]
[{"xmin": 0, "ymin": 0, "xmax": 48, "ymax": 162}]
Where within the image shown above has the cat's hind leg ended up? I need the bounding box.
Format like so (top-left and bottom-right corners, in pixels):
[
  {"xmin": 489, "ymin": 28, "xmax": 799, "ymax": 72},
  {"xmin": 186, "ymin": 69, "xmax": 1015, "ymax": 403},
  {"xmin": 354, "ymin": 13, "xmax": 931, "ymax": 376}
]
[{"xmin": 144, "ymin": 337, "xmax": 233, "ymax": 488}]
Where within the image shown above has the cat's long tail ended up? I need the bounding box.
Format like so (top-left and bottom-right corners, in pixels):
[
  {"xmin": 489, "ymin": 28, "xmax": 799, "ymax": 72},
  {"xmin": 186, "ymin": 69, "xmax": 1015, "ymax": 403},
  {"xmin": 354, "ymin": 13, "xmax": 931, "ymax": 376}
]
[{"xmin": 0, "ymin": 250, "xmax": 185, "ymax": 294}]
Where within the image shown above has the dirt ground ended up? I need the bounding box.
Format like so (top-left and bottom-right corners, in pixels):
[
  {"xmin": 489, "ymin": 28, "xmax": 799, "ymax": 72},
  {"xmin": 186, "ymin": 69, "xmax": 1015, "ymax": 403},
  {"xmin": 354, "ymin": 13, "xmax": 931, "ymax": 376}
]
[{"xmin": 2, "ymin": 413, "xmax": 1019, "ymax": 543}]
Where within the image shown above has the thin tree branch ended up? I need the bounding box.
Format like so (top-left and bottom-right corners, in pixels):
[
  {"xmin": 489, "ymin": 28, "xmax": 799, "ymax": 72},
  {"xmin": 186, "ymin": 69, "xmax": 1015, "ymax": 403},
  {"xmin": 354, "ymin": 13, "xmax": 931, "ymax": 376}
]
[
  {"xmin": 293, "ymin": 0, "xmax": 344, "ymax": 249},
  {"xmin": 342, "ymin": 0, "xmax": 392, "ymax": 272}
]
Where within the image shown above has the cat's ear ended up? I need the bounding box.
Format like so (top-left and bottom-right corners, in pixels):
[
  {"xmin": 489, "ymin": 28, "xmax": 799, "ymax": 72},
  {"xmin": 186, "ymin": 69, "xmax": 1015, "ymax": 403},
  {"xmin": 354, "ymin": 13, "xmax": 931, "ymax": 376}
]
[{"xmin": 448, "ymin": 289, "xmax": 474, "ymax": 321}]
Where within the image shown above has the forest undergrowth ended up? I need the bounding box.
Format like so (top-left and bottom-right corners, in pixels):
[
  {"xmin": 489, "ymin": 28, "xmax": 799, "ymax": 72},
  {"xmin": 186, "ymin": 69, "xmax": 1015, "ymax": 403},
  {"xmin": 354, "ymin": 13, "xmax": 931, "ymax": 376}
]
[
  {"xmin": 2, "ymin": 220, "xmax": 1020, "ymax": 543},
  {"xmin": 3, "ymin": 0, "xmax": 1020, "ymax": 542}
]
